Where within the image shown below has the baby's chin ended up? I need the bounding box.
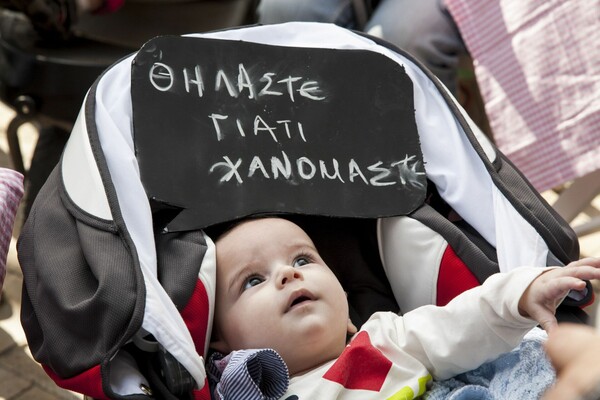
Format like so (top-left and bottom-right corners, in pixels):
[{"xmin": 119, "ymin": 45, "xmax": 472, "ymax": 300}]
[{"xmin": 280, "ymin": 330, "xmax": 349, "ymax": 376}]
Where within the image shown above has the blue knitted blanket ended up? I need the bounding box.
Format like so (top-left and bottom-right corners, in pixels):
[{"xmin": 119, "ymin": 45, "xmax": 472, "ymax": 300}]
[{"xmin": 425, "ymin": 328, "xmax": 554, "ymax": 400}]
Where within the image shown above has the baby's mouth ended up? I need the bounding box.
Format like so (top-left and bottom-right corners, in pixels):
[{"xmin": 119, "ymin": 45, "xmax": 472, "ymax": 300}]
[{"xmin": 286, "ymin": 290, "xmax": 315, "ymax": 312}]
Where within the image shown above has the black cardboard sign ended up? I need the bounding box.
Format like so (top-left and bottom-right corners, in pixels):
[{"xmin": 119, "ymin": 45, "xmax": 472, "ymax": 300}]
[{"xmin": 131, "ymin": 36, "xmax": 426, "ymax": 232}]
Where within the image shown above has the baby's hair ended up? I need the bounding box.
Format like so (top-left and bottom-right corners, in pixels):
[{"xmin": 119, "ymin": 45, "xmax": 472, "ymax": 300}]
[
  {"xmin": 203, "ymin": 213, "xmax": 306, "ymax": 242},
  {"xmin": 202, "ymin": 219, "xmax": 241, "ymax": 242}
]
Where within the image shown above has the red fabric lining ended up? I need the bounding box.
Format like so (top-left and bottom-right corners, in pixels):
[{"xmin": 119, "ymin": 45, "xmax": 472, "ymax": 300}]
[
  {"xmin": 44, "ymin": 364, "xmax": 106, "ymax": 399},
  {"xmin": 436, "ymin": 246, "xmax": 480, "ymax": 306},
  {"xmin": 193, "ymin": 379, "xmax": 212, "ymax": 400},
  {"xmin": 180, "ymin": 279, "xmax": 211, "ymax": 356}
]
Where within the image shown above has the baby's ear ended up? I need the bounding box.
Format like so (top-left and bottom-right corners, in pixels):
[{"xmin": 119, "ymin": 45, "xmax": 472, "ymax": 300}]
[{"xmin": 347, "ymin": 318, "xmax": 358, "ymax": 335}]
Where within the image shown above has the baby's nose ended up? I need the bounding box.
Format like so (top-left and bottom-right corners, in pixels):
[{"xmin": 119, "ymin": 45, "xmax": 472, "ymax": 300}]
[{"xmin": 279, "ymin": 266, "xmax": 302, "ymax": 286}]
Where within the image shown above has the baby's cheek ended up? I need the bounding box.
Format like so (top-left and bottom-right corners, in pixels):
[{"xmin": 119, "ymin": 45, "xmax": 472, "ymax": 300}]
[
  {"xmin": 231, "ymin": 329, "xmax": 267, "ymax": 351},
  {"xmin": 224, "ymin": 311, "xmax": 265, "ymax": 347}
]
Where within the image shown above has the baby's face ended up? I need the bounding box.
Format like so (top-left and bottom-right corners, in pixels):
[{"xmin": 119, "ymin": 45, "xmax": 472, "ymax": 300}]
[{"xmin": 212, "ymin": 217, "xmax": 352, "ymax": 375}]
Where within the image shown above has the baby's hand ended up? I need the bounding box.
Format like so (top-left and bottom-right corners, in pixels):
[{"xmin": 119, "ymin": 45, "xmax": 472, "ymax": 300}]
[{"xmin": 518, "ymin": 257, "xmax": 600, "ymax": 332}]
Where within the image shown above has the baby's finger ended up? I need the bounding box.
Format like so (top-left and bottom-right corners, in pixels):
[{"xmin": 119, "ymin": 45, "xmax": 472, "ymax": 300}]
[
  {"xmin": 541, "ymin": 276, "xmax": 587, "ymax": 301},
  {"xmin": 567, "ymin": 257, "xmax": 600, "ymax": 269},
  {"xmin": 556, "ymin": 265, "xmax": 600, "ymax": 281},
  {"xmin": 554, "ymin": 276, "xmax": 587, "ymax": 294},
  {"xmin": 535, "ymin": 311, "xmax": 558, "ymax": 333},
  {"xmin": 540, "ymin": 319, "xmax": 558, "ymax": 333}
]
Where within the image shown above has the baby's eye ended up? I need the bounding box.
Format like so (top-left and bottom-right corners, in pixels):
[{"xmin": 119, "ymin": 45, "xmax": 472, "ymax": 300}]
[
  {"xmin": 243, "ymin": 276, "xmax": 264, "ymax": 291},
  {"xmin": 293, "ymin": 257, "xmax": 311, "ymax": 268}
]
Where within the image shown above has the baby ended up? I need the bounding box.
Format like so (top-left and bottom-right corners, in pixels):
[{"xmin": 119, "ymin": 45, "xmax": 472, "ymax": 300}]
[{"xmin": 210, "ymin": 217, "xmax": 600, "ymax": 399}]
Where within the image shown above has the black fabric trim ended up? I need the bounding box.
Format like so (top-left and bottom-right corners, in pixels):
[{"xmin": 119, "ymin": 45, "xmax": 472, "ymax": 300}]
[
  {"xmin": 493, "ymin": 152, "xmax": 579, "ymax": 263},
  {"xmin": 82, "ymin": 77, "xmax": 149, "ymax": 398},
  {"xmin": 59, "ymin": 185, "xmax": 117, "ymax": 232}
]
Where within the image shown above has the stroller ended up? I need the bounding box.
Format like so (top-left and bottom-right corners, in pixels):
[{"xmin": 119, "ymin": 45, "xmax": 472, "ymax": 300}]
[{"xmin": 17, "ymin": 22, "xmax": 589, "ymax": 399}]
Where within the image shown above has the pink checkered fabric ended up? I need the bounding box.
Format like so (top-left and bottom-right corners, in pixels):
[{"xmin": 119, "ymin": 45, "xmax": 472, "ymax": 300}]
[
  {"xmin": 0, "ymin": 168, "xmax": 24, "ymax": 298},
  {"xmin": 444, "ymin": 0, "xmax": 600, "ymax": 192}
]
